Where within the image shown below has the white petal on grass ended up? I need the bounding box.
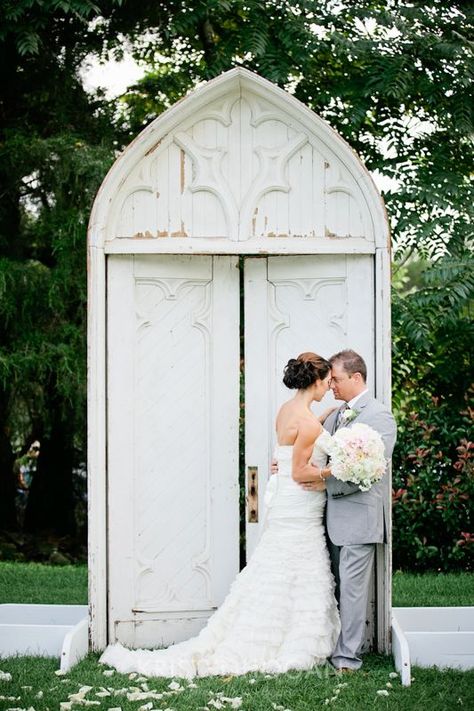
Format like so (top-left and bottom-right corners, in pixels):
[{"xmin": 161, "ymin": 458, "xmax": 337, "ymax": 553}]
[
  {"xmin": 0, "ymin": 672, "xmax": 13, "ymax": 682},
  {"xmin": 187, "ymin": 682, "xmax": 198, "ymax": 689},
  {"xmin": 103, "ymin": 670, "xmax": 115, "ymax": 677},
  {"xmin": 21, "ymin": 687, "xmax": 33, "ymax": 691},
  {"xmin": 386, "ymin": 682, "xmax": 393, "ymax": 688},
  {"xmin": 137, "ymin": 703, "xmax": 153, "ymax": 711},
  {"xmin": 168, "ymin": 681, "xmax": 183, "ymax": 691},
  {"xmin": 126, "ymin": 691, "xmax": 164, "ymax": 702},
  {"xmin": 55, "ymin": 669, "xmax": 67, "ymax": 676},
  {"xmin": 376, "ymin": 689, "xmax": 390, "ymax": 696},
  {"xmin": 77, "ymin": 702, "xmax": 100, "ymax": 707},
  {"xmin": 78, "ymin": 686, "xmax": 93, "ymax": 695},
  {"xmin": 35, "ymin": 692, "xmax": 43, "ymax": 700},
  {"xmin": 389, "ymin": 672, "xmax": 398, "ymax": 679},
  {"xmin": 248, "ymin": 679, "xmax": 256, "ymax": 685}
]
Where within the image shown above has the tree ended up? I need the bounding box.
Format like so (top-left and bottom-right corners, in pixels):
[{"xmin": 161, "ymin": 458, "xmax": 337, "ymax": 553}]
[
  {"xmin": 0, "ymin": 1, "xmax": 121, "ymax": 538},
  {"xmin": 0, "ymin": 1, "xmax": 472, "ymax": 563}
]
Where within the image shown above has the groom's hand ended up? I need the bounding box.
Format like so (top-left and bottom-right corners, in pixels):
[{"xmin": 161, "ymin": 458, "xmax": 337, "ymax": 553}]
[{"xmin": 300, "ymin": 480, "xmax": 326, "ymax": 491}]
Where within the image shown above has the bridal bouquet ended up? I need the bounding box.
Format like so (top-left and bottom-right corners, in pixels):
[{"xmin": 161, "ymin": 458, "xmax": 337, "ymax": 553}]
[{"xmin": 329, "ymin": 423, "xmax": 386, "ymax": 492}]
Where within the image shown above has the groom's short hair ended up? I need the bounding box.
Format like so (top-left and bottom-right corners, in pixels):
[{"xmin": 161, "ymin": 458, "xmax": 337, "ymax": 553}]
[{"xmin": 329, "ymin": 349, "xmax": 367, "ymax": 382}]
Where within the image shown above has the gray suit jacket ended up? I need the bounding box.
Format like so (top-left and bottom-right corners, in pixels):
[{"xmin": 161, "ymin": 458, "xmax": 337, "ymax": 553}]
[{"xmin": 324, "ymin": 392, "xmax": 397, "ymax": 546}]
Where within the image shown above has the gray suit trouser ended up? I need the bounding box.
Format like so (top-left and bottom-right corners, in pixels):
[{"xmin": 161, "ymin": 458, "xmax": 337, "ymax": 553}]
[{"xmin": 328, "ymin": 541, "xmax": 375, "ymax": 670}]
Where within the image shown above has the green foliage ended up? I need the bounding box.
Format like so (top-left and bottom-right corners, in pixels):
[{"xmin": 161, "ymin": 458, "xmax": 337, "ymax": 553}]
[
  {"xmin": 392, "ymin": 254, "xmax": 474, "ymax": 406},
  {"xmin": 0, "ymin": 0, "xmax": 472, "ymax": 560},
  {"xmin": 0, "ymin": 134, "xmax": 113, "ymax": 437},
  {"xmin": 392, "ymin": 395, "xmax": 473, "ymax": 571}
]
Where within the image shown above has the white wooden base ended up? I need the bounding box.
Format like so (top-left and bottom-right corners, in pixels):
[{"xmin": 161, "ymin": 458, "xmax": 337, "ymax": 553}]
[
  {"xmin": 392, "ymin": 606, "xmax": 474, "ymax": 686},
  {"xmin": 0, "ymin": 604, "xmax": 88, "ymax": 672}
]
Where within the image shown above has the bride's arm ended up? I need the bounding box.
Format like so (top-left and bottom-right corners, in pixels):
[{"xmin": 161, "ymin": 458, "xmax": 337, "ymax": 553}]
[{"xmin": 291, "ymin": 422, "xmax": 326, "ymax": 486}]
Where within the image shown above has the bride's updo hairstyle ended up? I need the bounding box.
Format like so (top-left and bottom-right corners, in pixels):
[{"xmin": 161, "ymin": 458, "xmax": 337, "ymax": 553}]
[{"xmin": 283, "ymin": 352, "xmax": 331, "ymax": 390}]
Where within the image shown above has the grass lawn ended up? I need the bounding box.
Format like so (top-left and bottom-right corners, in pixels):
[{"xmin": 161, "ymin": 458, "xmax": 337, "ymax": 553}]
[
  {"xmin": 0, "ymin": 561, "xmax": 87, "ymax": 604},
  {"xmin": 1, "ymin": 564, "xmax": 473, "ymax": 709},
  {"xmin": 0, "ymin": 653, "xmax": 473, "ymax": 711},
  {"xmin": 392, "ymin": 570, "xmax": 474, "ymax": 607},
  {"xmin": 1, "ymin": 562, "xmax": 472, "ymax": 607}
]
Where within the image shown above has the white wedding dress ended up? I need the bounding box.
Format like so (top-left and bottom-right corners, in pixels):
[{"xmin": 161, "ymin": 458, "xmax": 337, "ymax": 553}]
[{"xmin": 100, "ymin": 430, "xmax": 340, "ymax": 678}]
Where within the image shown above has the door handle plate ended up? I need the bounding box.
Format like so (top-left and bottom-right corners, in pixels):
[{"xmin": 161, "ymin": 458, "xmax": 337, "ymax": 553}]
[{"xmin": 247, "ymin": 466, "xmax": 258, "ymax": 523}]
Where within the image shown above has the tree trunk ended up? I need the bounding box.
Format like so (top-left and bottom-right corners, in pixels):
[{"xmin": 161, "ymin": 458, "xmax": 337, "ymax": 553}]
[
  {"xmin": 25, "ymin": 401, "xmax": 76, "ymax": 536},
  {"xmin": 0, "ymin": 389, "xmax": 17, "ymax": 530}
]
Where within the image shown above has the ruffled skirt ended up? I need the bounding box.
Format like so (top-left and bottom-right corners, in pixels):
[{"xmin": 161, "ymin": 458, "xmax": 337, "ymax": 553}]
[{"xmin": 100, "ymin": 517, "xmax": 340, "ymax": 678}]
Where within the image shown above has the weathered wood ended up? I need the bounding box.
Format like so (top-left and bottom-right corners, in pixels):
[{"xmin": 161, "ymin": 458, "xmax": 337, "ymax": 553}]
[
  {"xmin": 88, "ymin": 68, "xmax": 392, "ymax": 651},
  {"xmin": 106, "ymin": 255, "xmax": 240, "ymax": 648}
]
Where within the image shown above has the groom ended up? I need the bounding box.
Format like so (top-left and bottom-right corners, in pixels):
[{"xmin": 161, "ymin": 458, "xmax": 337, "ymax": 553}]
[{"xmin": 317, "ymin": 349, "xmax": 397, "ymax": 671}]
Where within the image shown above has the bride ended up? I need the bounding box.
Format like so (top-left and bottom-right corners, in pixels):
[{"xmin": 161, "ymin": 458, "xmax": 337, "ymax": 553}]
[{"xmin": 100, "ymin": 352, "xmax": 340, "ymax": 678}]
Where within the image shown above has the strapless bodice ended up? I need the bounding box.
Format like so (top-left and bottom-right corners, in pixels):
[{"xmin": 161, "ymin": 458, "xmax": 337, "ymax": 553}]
[
  {"xmin": 274, "ymin": 429, "xmax": 333, "ymax": 475},
  {"xmin": 264, "ymin": 429, "xmax": 334, "ymax": 528}
]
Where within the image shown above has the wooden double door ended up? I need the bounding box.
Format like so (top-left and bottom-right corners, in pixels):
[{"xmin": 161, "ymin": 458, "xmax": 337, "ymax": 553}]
[{"xmin": 106, "ymin": 253, "xmax": 374, "ymax": 646}]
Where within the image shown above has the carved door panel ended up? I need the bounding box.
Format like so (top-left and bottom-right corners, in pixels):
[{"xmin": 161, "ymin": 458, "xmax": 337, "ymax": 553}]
[
  {"xmin": 244, "ymin": 255, "xmax": 374, "ymax": 559},
  {"xmin": 107, "ymin": 254, "xmax": 240, "ymax": 647}
]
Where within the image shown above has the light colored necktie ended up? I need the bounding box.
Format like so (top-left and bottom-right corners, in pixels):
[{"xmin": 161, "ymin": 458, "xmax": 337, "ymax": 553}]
[{"xmin": 335, "ymin": 403, "xmax": 349, "ymax": 430}]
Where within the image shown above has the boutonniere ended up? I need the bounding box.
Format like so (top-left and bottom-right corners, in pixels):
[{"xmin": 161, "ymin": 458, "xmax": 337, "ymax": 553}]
[{"xmin": 341, "ymin": 408, "xmax": 359, "ymax": 424}]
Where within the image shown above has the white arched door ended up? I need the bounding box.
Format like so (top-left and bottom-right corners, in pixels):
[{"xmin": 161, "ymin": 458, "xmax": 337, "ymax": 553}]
[{"xmin": 89, "ymin": 68, "xmax": 391, "ymax": 651}]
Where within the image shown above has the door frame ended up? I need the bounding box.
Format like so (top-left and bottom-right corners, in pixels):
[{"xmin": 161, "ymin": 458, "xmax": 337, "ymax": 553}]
[{"xmin": 88, "ymin": 241, "xmax": 391, "ymax": 652}]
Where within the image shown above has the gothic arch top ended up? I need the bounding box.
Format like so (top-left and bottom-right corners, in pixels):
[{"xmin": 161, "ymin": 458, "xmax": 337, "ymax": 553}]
[{"xmin": 88, "ymin": 68, "xmax": 389, "ymax": 252}]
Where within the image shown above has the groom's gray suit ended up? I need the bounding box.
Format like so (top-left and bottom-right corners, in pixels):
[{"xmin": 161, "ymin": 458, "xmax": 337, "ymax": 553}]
[{"xmin": 323, "ymin": 392, "xmax": 397, "ymax": 669}]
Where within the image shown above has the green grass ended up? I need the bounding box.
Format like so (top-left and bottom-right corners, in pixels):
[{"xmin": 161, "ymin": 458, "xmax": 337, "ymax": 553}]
[
  {"xmin": 0, "ymin": 653, "xmax": 472, "ymax": 710},
  {"xmin": 0, "ymin": 564, "xmax": 473, "ymax": 709},
  {"xmin": 392, "ymin": 571, "xmax": 474, "ymax": 607},
  {"xmin": 1, "ymin": 562, "xmax": 473, "ymax": 608},
  {"xmin": 0, "ymin": 561, "xmax": 87, "ymax": 604}
]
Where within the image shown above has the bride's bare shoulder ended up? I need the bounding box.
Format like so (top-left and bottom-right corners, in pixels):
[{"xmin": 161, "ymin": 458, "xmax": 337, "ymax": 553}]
[{"xmin": 296, "ymin": 414, "xmax": 323, "ymax": 440}]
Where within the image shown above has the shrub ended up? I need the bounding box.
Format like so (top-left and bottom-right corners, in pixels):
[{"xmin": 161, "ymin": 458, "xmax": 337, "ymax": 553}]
[{"xmin": 392, "ymin": 393, "xmax": 473, "ymax": 571}]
